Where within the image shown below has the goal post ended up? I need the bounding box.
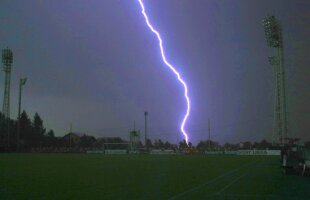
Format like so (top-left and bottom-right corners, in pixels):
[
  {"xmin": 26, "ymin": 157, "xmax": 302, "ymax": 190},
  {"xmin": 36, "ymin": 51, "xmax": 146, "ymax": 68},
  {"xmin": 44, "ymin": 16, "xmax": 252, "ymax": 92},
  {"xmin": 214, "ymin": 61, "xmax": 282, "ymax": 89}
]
[{"xmin": 102, "ymin": 142, "xmax": 130, "ymax": 155}]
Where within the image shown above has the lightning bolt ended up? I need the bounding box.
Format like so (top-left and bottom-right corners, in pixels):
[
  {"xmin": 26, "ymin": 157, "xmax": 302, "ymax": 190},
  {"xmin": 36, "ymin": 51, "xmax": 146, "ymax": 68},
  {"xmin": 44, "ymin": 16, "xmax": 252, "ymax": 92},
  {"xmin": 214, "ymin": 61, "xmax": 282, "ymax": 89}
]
[{"xmin": 137, "ymin": 0, "xmax": 191, "ymax": 145}]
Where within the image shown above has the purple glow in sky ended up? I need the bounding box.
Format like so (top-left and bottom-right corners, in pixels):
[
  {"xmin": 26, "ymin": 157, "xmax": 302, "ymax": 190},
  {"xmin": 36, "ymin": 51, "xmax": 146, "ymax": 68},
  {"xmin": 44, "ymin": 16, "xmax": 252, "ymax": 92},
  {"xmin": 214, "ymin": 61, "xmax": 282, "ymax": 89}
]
[{"xmin": 137, "ymin": 0, "xmax": 191, "ymax": 145}]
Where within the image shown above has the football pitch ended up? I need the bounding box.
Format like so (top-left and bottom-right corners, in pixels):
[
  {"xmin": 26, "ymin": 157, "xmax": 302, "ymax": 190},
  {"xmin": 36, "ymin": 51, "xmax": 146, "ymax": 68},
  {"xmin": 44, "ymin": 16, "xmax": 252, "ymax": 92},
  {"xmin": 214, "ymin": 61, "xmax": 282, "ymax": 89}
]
[{"xmin": 0, "ymin": 154, "xmax": 309, "ymax": 199}]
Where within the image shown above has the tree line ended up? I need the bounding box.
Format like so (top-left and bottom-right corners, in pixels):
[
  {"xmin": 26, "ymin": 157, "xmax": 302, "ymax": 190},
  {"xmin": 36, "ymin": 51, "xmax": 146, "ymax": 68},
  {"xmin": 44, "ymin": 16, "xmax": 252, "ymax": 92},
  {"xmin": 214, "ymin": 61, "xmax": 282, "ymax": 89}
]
[
  {"xmin": 145, "ymin": 138, "xmax": 288, "ymax": 151},
  {"xmin": 1, "ymin": 110, "xmax": 310, "ymax": 152},
  {"xmin": 0, "ymin": 111, "xmax": 55, "ymax": 151}
]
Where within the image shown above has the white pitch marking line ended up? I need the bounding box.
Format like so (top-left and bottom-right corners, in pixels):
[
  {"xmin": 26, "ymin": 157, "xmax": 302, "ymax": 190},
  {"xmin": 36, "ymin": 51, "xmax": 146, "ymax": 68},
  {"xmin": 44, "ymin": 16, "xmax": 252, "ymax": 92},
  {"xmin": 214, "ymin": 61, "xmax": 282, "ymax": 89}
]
[
  {"xmin": 221, "ymin": 194, "xmax": 275, "ymax": 197},
  {"xmin": 168, "ymin": 162, "xmax": 257, "ymax": 200},
  {"xmin": 216, "ymin": 173, "xmax": 246, "ymax": 195}
]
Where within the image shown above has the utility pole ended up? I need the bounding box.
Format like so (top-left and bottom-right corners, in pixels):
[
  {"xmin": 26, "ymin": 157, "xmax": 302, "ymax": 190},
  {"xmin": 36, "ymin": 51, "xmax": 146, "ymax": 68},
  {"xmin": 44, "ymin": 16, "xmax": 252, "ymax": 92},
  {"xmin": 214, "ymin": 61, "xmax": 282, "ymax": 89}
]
[
  {"xmin": 144, "ymin": 111, "xmax": 148, "ymax": 149},
  {"xmin": 69, "ymin": 123, "xmax": 72, "ymax": 149},
  {"xmin": 2, "ymin": 48, "xmax": 13, "ymax": 148},
  {"xmin": 69, "ymin": 134, "xmax": 71, "ymax": 149},
  {"xmin": 17, "ymin": 78, "xmax": 27, "ymax": 151},
  {"xmin": 208, "ymin": 118, "xmax": 211, "ymax": 150}
]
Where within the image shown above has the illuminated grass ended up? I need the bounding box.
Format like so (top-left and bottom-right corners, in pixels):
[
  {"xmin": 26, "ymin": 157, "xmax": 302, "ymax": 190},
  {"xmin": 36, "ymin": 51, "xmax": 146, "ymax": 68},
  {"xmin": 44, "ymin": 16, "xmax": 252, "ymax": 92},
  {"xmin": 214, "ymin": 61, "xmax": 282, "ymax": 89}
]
[{"xmin": 0, "ymin": 154, "xmax": 309, "ymax": 199}]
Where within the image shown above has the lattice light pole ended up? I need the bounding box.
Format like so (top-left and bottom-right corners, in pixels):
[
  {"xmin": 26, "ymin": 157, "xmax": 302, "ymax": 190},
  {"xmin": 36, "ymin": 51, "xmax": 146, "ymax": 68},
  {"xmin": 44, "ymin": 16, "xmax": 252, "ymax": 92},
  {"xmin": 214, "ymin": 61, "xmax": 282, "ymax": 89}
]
[
  {"xmin": 2, "ymin": 48, "xmax": 13, "ymax": 147},
  {"xmin": 262, "ymin": 16, "xmax": 288, "ymax": 145},
  {"xmin": 2, "ymin": 48, "xmax": 13, "ymax": 118}
]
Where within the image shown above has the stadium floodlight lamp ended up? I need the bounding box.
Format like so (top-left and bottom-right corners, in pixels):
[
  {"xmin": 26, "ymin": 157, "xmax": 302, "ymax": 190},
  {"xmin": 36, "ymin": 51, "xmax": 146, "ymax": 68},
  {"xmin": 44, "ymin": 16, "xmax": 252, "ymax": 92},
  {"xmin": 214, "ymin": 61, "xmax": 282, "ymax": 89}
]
[
  {"xmin": 262, "ymin": 16, "xmax": 282, "ymax": 48},
  {"xmin": 2, "ymin": 48, "xmax": 13, "ymax": 66}
]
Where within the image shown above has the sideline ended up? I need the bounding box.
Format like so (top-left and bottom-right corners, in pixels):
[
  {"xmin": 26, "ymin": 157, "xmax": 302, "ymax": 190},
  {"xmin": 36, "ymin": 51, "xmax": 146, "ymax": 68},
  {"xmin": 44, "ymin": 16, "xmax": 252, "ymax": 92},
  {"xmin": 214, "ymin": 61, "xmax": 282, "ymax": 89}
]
[
  {"xmin": 168, "ymin": 161, "xmax": 259, "ymax": 200},
  {"xmin": 216, "ymin": 173, "xmax": 246, "ymax": 195}
]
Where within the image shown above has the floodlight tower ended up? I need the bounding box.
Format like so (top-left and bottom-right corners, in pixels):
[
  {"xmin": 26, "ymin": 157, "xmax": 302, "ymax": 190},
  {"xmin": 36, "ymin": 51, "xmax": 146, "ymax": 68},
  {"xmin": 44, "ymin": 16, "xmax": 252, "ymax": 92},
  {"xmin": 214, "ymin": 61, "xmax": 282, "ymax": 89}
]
[
  {"xmin": 17, "ymin": 78, "xmax": 27, "ymax": 150},
  {"xmin": 2, "ymin": 48, "xmax": 13, "ymax": 119},
  {"xmin": 144, "ymin": 111, "xmax": 148, "ymax": 149},
  {"xmin": 262, "ymin": 16, "xmax": 287, "ymax": 145},
  {"xmin": 2, "ymin": 48, "xmax": 13, "ymax": 148}
]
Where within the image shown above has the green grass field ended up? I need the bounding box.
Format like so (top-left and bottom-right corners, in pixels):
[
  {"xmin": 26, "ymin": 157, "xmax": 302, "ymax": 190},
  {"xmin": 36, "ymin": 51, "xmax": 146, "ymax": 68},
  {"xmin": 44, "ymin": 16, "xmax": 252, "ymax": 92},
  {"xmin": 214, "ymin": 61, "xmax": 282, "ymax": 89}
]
[{"xmin": 0, "ymin": 154, "xmax": 309, "ymax": 199}]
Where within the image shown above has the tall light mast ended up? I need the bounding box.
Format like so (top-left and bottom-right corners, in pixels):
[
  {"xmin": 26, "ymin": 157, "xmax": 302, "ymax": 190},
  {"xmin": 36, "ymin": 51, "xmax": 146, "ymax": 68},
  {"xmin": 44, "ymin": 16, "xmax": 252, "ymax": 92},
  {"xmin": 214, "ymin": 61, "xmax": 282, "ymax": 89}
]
[
  {"xmin": 2, "ymin": 48, "xmax": 13, "ymax": 118},
  {"xmin": 208, "ymin": 118, "xmax": 211, "ymax": 150},
  {"xmin": 17, "ymin": 78, "xmax": 27, "ymax": 151},
  {"xmin": 2, "ymin": 48, "xmax": 13, "ymax": 147},
  {"xmin": 262, "ymin": 16, "xmax": 288, "ymax": 145},
  {"xmin": 144, "ymin": 111, "xmax": 148, "ymax": 149}
]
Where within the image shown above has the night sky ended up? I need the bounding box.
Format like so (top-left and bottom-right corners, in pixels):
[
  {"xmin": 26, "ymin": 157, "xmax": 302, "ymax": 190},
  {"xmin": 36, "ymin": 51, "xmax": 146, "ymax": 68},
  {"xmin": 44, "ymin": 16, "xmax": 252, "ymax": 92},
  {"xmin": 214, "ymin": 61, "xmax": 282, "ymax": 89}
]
[{"xmin": 0, "ymin": 0, "xmax": 309, "ymax": 144}]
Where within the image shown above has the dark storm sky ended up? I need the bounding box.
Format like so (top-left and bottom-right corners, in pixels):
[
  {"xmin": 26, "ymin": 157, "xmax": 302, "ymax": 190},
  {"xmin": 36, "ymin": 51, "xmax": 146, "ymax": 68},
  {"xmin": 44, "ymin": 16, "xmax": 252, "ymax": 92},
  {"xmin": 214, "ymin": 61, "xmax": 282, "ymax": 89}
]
[{"xmin": 0, "ymin": 0, "xmax": 309, "ymax": 144}]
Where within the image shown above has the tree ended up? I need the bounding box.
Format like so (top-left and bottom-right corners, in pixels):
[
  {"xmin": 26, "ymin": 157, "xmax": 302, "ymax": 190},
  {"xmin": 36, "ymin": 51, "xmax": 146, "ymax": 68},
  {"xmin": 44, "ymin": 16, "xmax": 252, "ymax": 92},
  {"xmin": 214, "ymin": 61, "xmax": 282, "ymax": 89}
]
[
  {"xmin": 253, "ymin": 142, "xmax": 259, "ymax": 149},
  {"xmin": 164, "ymin": 141, "xmax": 171, "ymax": 149},
  {"xmin": 178, "ymin": 140, "xmax": 188, "ymax": 149},
  {"xmin": 137, "ymin": 141, "xmax": 144, "ymax": 148},
  {"xmin": 197, "ymin": 141, "xmax": 207, "ymax": 150},
  {"xmin": 79, "ymin": 135, "xmax": 96, "ymax": 148},
  {"xmin": 30, "ymin": 112, "xmax": 46, "ymax": 148},
  {"xmin": 258, "ymin": 139, "xmax": 272, "ymax": 149},
  {"xmin": 45, "ymin": 129, "xmax": 57, "ymax": 147},
  {"xmin": 146, "ymin": 139, "xmax": 153, "ymax": 148},
  {"xmin": 197, "ymin": 140, "xmax": 219, "ymax": 150},
  {"xmin": 157, "ymin": 139, "xmax": 164, "ymax": 148},
  {"xmin": 224, "ymin": 142, "xmax": 233, "ymax": 150},
  {"xmin": 154, "ymin": 139, "xmax": 164, "ymax": 149},
  {"xmin": 47, "ymin": 129, "xmax": 55, "ymax": 138},
  {"xmin": 0, "ymin": 110, "xmax": 57, "ymax": 152},
  {"xmin": 33, "ymin": 113, "xmax": 46, "ymax": 136},
  {"xmin": 243, "ymin": 141, "xmax": 252, "ymax": 149},
  {"xmin": 0, "ymin": 116, "xmax": 16, "ymax": 150},
  {"xmin": 20, "ymin": 110, "xmax": 32, "ymax": 146},
  {"xmin": 0, "ymin": 112, "xmax": 7, "ymax": 148}
]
